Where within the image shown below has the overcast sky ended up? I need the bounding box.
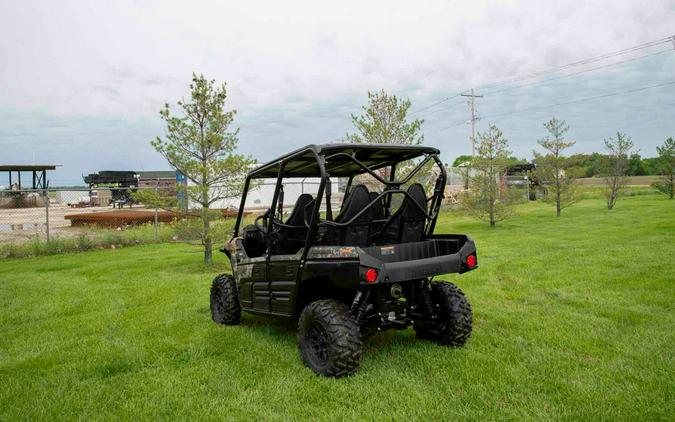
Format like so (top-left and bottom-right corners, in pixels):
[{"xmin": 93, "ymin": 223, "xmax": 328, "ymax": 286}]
[{"xmin": 1, "ymin": 0, "xmax": 674, "ymax": 185}]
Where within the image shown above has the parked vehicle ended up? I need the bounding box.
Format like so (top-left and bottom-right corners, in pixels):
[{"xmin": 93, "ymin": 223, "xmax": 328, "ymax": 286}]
[{"xmin": 211, "ymin": 144, "xmax": 478, "ymax": 377}]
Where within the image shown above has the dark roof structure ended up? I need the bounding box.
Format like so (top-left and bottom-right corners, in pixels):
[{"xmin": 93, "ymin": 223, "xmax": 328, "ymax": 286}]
[
  {"xmin": 1, "ymin": 164, "xmax": 60, "ymax": 189},
  {"xmin": 506, "ymin": 163, "xmax": 536, "ymax": 175},
  {"xmin": 83, "ymin": 171, "xmax": 137, "ymax": 186},
  {"xmin": 136, "ymin": 171, "xmax": 177, "ymax": 179},
  {"xmin": 250, "ymin": 143, "xmax": 440, "ymax": 178},
  {"xmin": 0, "ymin": 164, "xmax": 57, "ymax": 171}
]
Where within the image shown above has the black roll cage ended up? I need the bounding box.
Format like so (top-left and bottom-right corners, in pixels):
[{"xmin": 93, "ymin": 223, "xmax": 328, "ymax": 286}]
[{"xmin": 231, "ymin": 145, "xmax": 447, "ymax": 262}]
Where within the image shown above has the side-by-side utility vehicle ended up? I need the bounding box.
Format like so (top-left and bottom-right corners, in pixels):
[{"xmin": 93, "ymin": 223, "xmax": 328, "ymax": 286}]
[{"xmin": 210, "ymin": 144, "xmax": 478, "ymax": 377}]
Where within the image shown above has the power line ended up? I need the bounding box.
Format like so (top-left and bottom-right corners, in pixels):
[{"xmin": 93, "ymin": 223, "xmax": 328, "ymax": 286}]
[
  {"xmin": 422, "ymin": 99, "xmax": 465, "ymax": 118},
  {"xmin": 426, "ymin": 80, "xmax": 675, "ymax": 134},
  {"xmin": 409, "ymin": 93, "xmax": 460, "ymax": 116},
  {"xmin": 481, "ymin": 48, "xmax": 672, "ymax": 96},
  {"xmin": 423, "ymin": 48, "xmax": 672, "ymax": 128},
  {"xmin": 425, "ymin": 119, "xmax": 472, "ymax": 134},
  {"xmin": 480, "ymin": 80, "xmax": 675, "ymax": 119},
  {"xmin": 473, "ymin": 36, "xmax": 674, "ymax": 91},
  {"xmin": 410, "ymin": 35, "xmax": 674, "ymax": 116}
]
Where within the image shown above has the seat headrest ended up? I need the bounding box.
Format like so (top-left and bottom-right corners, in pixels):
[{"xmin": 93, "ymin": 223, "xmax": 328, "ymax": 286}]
[
  {"xmin": 401, "ymin": 183, "xmax": 427, "ymax": 220},
  {"xmin": 285, "ymin": 193, "xmax": 314, "ymax": 226},
  {"xmin": 336, "ymin": 184, "xmax": 372, "ymax": 223}
]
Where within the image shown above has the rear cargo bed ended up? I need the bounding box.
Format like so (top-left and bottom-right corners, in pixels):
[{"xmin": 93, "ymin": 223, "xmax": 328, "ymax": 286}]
[
  {"xmin": 361, "ymin": 238, "xmax": 463, "ymax": 262},
  {"xmin": 358, "ymin": 236, "xmax": 476, "ymax": 283}
]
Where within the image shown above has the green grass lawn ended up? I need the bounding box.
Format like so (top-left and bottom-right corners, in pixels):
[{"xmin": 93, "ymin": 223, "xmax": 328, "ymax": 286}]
[{"xmin": 1, "ymin": 195, "xmax": 673, "ymax": 420}]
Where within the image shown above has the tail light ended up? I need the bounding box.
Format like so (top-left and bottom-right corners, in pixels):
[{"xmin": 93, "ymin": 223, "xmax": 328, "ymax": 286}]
[
  {"xmin": 466, "ymin": 254, "xmax": 477, "ymax": 268},
  {"xmin": 364, "ymin": 268, "xmax": 379, "ymax": 283}
]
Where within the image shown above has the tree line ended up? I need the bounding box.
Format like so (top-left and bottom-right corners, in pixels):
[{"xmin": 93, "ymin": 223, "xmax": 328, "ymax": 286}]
[
  {"xmin": 456, "ymin": 120, "xmax": 672, "ymax": 225},
  {"xmin": 453, "ymin": 143, "xmax": 668, "ymax": 178}
]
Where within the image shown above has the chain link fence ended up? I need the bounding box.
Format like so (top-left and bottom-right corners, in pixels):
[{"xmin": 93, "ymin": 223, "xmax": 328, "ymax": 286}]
[
  {"xmin": 0, "ymin": 189, "xmax": 50, "ymax": 243},
  {"xmin": 0, "ymin": 180, "xmax": 345, "ymax": 252},
  {"xmin": 0, "ymin": 187, "xmax": 176, "ymax": 246},
  {"xmin": 1, "ymin": 172, "xmax": 507, "ymax": 255},
  {"xmin": 0, "ymin": 172, "xmax": 476, "ymax": 243}
]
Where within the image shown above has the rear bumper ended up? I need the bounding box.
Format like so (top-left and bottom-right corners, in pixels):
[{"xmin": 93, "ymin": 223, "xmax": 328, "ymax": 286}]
[
  {"xmin": 369, "ymin": 253, "xmax": 461, "ymax": 283},
  {"xmin": 302, "ymin": 235, "xmax": 477, "ymax": 288},
  {"xmin": 357, "ymin": 236, "xmax": 477, "ymax": 284}
]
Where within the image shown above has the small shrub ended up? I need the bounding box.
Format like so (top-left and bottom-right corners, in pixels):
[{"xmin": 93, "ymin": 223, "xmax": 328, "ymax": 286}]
[
  {"xmin": 651, "ymin": 182, "xmax": 673, "ymax": 197},
  {"xmin": 76, "ymin": 235, "xmax": 94, "ymax": 251}
]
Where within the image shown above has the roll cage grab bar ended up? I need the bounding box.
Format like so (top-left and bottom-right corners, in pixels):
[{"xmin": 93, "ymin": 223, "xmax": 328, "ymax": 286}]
[
  {"xmin": 270, "ymin": 188, "xmax": 435, "ymax": 229},
  {"xmin": 231, "ymin": 148, "xmax": 447, "ymax": 261}
]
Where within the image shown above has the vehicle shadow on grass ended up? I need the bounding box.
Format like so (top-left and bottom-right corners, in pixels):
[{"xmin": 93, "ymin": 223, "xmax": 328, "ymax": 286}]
[
  {"xmin": 238, "ymin": 312, "xmax": 422, "ymax": 356},
  {"xmin": 204, "ymin": 313, "xmax": 441, "ymax": 378},
  {"xmin": 204, "ymin": 313, "xmax": 297, "ymax": 352},
  {"xmin": 241, "ymin": 313, "xmax": 296, "ymax": 334}
]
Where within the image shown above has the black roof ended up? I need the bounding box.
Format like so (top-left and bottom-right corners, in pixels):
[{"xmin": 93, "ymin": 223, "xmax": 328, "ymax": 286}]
[
  {"xmin": 83, "ymin": 171, "xmax": 138, "ymax": 186},
  {"xmin": 136, "ymin": 170, "xmax": 177, "ymax": 179},
  {"xmin": 507, "ymin": 163, "xmax": 536, "ymax": 174},
  {"xmin": 0, "ymin": 164, "xmax": 58, "ymax": 171},
  {"xmin": 250, "ymin": 143, "xmax": 440, "ymax": 178}
]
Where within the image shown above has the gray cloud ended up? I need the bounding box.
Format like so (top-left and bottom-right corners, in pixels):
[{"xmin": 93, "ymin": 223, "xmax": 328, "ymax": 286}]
[{"xmin": 1, "ymin": 0, "xmax": 674, "ymax": 184}]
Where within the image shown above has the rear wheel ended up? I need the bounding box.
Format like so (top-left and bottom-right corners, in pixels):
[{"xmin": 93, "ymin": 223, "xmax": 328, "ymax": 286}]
[
  {"xmin": 415, "ymin": 281, "xmax": 472, "ymax": 346},
  {"xmin": 210, "ymin": 274, "xmax": 241, "ymax": 325},
  {"xmin": 297, "ymin": 300, "xmax": 362, "ymax": 377}
]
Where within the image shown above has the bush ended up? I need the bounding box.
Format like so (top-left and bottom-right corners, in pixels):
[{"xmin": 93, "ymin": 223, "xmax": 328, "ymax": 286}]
[{"xmin": 651, "ymin": 182, "xmax": 673, "ymax": 197}]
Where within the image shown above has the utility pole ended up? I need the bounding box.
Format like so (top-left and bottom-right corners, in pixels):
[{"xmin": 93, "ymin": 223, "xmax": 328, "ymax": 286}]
[{"xmin": 461, "ymin": 89, "xmax": 483, "ymax": 156}]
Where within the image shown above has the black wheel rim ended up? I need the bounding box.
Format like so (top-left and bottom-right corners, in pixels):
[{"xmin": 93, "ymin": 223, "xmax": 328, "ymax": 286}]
[{"xmin": 307, "ymin": 323, "xmax": 329, "ymax": 363}]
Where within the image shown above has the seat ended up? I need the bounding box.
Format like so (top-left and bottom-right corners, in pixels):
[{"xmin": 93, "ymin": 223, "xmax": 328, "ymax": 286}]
[
  {"xmin": 322, "ymin": 185, "xmax": 374, "ymax": 247},
  {"xmin": 285, "ymin": 193, "xmax": 314, "ymax": 226},
  {"xmin": 241, "ymin": 225, "xmax": 266, "ymax": 258},
  {"xmin": 375, "ymin": 183, "xmax": 428, "ymax": 245},
  {"xmin": 274, "ymin": 193, "xmax": 314, "ymax": 253}
]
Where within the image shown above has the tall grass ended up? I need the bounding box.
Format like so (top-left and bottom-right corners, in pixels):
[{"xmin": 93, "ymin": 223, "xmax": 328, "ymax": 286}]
[{"xmin": 0, "ymin": 222, "xmax": 175, "ymax": 259}]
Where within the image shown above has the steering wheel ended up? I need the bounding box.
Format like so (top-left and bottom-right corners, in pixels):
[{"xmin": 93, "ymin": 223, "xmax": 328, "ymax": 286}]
[
  {"xmin": 254, "ymin": 209, "xmax": 269, "ymax": 232},
  {"xmin": 254, "ymin": 209, "xmax": 283, "ymax": 245}
]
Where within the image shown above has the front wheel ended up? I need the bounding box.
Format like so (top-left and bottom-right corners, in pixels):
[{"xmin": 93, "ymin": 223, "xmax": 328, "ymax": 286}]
[
  {"xmin": 210, "ymin": 274, "xmax": 241, "ymax": 325},
  {"xmin": 297, "ymin": 300, "xmax": 362, "ymax": 377},
  {"xmin": 415, "ymin": 281, "xmax": 472, "ymax": 346}
]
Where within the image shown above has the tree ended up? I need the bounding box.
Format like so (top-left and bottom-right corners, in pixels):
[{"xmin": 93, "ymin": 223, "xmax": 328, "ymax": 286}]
[
  {"xmin": 641, "ymin": 157, "xmax": 662, "ymax": 176},
  {"xmin": 451, "ymin": 154, "xmax": 526, "ymax": 169},
  {"xmin": 130, "ymin": 188, "xmax": 178, "ymax": 211},
  {"xmin": 602, "ymin": 132, "xmax": 635, "ymax": 210},
  {"xmin": 460, "ymin": 124, "xmax": 516, "ymax": 227},
  {"xmin": 567, "ymin": 152, "xmax": 607, "ymax": 177},
  {"xmin": 654, "ymin": 137, "xmax": 674, "ymax": 199},
  {"xmin": 346, "ymin": 90, "xmax": 428, "ymax": 191},
  {"xmin": 533, "ymin": 118, "xmax": 577, "ymax": 217},
  {"xmin": 346, "ymin": 90, "xmax": 424, "ymax": 145},
  {"xmin": 627, "ymin": 153, "xmax": 646, "ymax": 176},
  {"xmin": 450, "ymin": 155, "xmax": 474, "ymax": 190},
  {"xmin": 152, "ymin": 74, "xmax": 254, "ymax": 263},
  {"xmin": 507, "ymin": 156, "xmax": 529, "ymax": 166},
  {"xmin": 451, "ymin": 155, "xmax": 473, "ymax": 167}
]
